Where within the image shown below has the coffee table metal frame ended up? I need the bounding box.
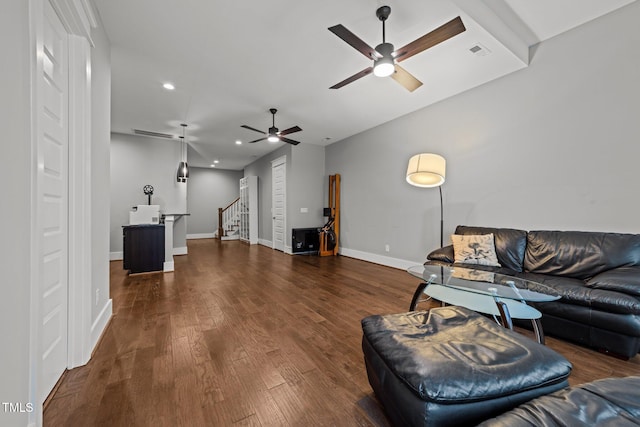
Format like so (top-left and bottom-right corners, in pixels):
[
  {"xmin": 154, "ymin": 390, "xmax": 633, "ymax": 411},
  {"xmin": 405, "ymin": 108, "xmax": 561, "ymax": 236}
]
[{"xmin": 407, "ymin": 264, "xmax": 561, "ymax": 344}]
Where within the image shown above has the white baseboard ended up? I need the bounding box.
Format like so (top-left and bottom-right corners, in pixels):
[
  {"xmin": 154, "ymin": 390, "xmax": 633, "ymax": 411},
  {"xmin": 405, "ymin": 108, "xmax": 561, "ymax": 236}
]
[
  {"xmin": 339, "ymin": 247, "xmax": 420, "ymax": 270},
  {"xmin": 173, "ymin": 246, "xmax": 188, "ymax": 256},
  {"xmin": 110, "ymin": 247, "xmax": 186, "ymax": 260},
  {"xmin": 259, "ymin": 238, "xmax": 273, "ymax": 248},
  {"xmin": 90, "ymin": 299, "xmax": 112, "ymax": 352},
  {"xmin": 284, "ymin": 245, "xmax": 292, "ymax": 255},
  {"xmin": 164, "ymin": 261, "xmax": 174, "ymax": 272},
  {"xmin": 187, "ymin": 233, "xmax": 215, "ymax": 240}
]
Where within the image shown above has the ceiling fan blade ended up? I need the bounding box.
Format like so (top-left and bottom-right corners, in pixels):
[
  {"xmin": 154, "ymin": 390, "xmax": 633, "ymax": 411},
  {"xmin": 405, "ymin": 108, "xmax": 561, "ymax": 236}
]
[
  {"xmin": 328, "ymin": 24, "xmax": 380, "ymax": 60},
  {"xmin": 248, "ymin": 137, "xmax": 267, "ymax": 143},
  {"xmin": 391, "ymin": 65, "xmax": 423, "ymax": 92},
  {"xmin": 330, "ymin": 67, "xmax": 374, "ymax": 89},
  {"xmin": 279, "ymin": 126, "xmax": 302, "ymax": 136},
  {"xmin": 394, "ymin": 16, "xmax": 466, "ymax": 63},
  {"xmin": 280, "ymin": 137, "xmax": 300, "ymax": 146},
  {"xmin": 241, "ymin": 125, "xmax": 266, "ymax": 135}
]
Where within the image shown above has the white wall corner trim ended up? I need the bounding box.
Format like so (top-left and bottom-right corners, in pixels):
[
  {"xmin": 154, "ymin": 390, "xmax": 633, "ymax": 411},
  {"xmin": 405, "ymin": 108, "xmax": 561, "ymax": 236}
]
[
  {"xmin": 67, "ymin": 33, "xmax": 93, "ymax": 370},
  {"xmin": 163, "ymin": 261, "xmax": 175, "ymax": 272},
  {"xmin": 339, "ymin": 247, "xmax": 420, "ymax": 271},
  {"xmin": 110, "ymin": 251, "xmax": 123, "ymax": 261}
]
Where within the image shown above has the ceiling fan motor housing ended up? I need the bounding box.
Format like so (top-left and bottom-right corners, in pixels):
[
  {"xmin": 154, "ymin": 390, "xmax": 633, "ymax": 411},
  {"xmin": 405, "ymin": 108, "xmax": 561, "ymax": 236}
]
[
  {"xmin": 376, "ymin": 42, "xmax": 394, "ymax": 58},
  {"xmin": 374, "ymin": 42, "xmax": 395, "ymax": 76}
]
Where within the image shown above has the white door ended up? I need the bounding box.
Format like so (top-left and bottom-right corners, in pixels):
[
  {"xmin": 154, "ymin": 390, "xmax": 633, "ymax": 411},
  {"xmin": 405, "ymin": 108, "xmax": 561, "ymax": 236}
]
[
  {"xmin": 38, "ymin": 0, "xmax": 69, "ymax": 402},
  {"xmin": 271, "ymin": 157, "xmax": 286, "ymax": 251}
]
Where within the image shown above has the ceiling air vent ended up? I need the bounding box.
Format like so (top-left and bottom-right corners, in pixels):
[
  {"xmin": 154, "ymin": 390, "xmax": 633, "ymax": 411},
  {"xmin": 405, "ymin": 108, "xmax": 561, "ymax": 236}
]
[
  {"xmin": 133, "ymin": 129, "xmax": 176, "ymax": 139},
  {"xmin": 469, "ymin": 43, "xmax": 491, "ymax": 57}
]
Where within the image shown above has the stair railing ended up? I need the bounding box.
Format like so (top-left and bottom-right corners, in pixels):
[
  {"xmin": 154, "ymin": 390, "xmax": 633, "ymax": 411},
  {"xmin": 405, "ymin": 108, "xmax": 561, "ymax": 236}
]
[{"xmin": 218, "ymin": 197, "xmax": 240, "ymax": 238}]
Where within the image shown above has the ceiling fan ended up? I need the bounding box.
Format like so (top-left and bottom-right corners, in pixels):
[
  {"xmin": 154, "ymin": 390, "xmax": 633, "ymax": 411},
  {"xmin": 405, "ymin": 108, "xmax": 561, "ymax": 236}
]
[
  {"xmin": 328, "ymin": 5, "xmax": 466, "ymax": 92},
  {"xmin": 241, "ymin": 108, "xmax": 302, "ymax": 145}
]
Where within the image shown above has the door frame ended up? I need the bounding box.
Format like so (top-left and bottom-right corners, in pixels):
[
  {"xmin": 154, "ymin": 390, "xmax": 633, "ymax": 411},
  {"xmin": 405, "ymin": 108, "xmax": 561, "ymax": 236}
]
[
  {"xmin": 28, "ymin": 0, "xmax": 96, "ymax": 423},
  {"xmin": 271, "ymin": 155, "xmax": 287, "ymax": 251}
]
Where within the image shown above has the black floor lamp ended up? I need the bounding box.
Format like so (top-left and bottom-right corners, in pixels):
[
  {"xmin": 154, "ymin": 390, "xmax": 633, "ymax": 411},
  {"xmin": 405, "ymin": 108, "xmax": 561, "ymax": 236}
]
[{"xmin": 406, "ymin": 153, "xmax": 446, "ymax": 247}]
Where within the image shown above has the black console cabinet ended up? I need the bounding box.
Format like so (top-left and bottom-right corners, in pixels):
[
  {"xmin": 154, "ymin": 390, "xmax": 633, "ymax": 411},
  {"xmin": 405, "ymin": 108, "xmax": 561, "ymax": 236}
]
[
  {"xmin": 122, "ymin": 224, "xmax": 165, "ymax": 274},
  {"xmin": 292, "ymin": 227, "xmax": 321, "ymax": 254}
]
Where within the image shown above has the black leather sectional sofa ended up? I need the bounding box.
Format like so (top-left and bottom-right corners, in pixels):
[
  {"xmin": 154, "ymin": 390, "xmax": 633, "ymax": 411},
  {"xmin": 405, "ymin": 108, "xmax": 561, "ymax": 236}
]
[
  {"xmin": 426, "ymin": 225, "xmax": 640, "ymax": 358},
  {"xmin": 478, "ymin": 375, "xmax": 640, "ymax": 426}
]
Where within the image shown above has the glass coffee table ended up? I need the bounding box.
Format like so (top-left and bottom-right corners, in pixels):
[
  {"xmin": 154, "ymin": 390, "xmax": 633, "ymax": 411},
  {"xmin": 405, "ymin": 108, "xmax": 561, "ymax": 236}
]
[{"xmin": 407, "ymin": 264, "xmax": 561, "ymax": 344}]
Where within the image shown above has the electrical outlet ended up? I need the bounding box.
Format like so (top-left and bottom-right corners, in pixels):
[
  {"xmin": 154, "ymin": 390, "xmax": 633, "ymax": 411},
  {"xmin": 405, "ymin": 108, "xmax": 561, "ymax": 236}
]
[
  {"xmin": 385, "ymin": 244, "xmax": 390, "ymax": 252},
  {"xmin": 95, "ymin": 289, "xmax": 100, "ymax": 306}
]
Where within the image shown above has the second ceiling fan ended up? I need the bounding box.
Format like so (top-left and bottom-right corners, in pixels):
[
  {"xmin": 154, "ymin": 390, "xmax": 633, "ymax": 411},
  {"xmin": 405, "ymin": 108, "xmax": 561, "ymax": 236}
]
[
  {"xmin": 241, "ymin": 108, "xmax": 302, "ymax": 145},
  {"xmin": 329, "ymin": 6, "xmax": 466, "ymax": 92}
]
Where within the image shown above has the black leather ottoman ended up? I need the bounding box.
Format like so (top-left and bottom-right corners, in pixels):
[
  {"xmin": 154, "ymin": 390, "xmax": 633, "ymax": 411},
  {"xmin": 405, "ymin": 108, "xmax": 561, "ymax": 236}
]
[
  {"xmin": 478, "ymin": 376, "xmax": 640, "ymax": 426},
  {"xmin": 362, "ymin": 306, "xmax": 572, "ymax": 427}
]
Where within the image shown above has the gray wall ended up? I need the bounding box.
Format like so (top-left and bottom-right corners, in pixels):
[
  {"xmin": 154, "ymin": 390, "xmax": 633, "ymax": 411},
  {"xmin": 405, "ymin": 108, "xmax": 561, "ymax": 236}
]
[
  {"xmin": 91, "ymin": 15, "xmax": 112, "ymax": 330},
  {"xmin": 110, "ymin": 133, "xmax": 188, "ymax": 255},
  {"xmin": 326, "ymin": 2, "xmax": 640, "ymax": 267},
  {"xmin": 0, "ymin": 1, "xmax": 31, "ymax": 424},
  {"xmin": 244, "ymin": 143, "xmax": 325, "ymax": 250},
  {"xmin": 187, "ymin": 167, "xmax": 243, "ymax": 236},
  {"xmin": 290, "ymin": 144, "xmax": 326, "ymax": 230}
]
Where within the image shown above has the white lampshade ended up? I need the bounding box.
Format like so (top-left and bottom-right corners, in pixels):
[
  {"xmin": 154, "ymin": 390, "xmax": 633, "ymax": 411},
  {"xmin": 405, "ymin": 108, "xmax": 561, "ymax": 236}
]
[{"xmin": 406, "ymin": 153, "xmax": 446, "ymax": 188}]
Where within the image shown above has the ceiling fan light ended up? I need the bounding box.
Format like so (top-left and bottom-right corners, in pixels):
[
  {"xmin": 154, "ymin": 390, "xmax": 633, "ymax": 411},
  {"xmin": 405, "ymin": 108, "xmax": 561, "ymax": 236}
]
[
  {"xmin": 373, "ymin": 57, "xmax": 395, "ymax": 77},
  {"xmin": 267, "ymin": 135, "xmax": 280, "ymax": 143}
]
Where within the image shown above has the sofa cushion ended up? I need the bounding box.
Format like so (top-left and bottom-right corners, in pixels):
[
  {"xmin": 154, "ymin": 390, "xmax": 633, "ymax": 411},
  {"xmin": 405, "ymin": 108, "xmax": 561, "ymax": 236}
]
[
  {"xmin": 530, "ymin": 300, "xmax": 640, "ymax": 337},
  {"xmin": 451, "ymin": 233, "xmax": 501, "ymax": 267},
  {"xmin": 524, "ymin": 230, "xmax": 640, "ymax": 279},
  {"xmin": 477, "ymin": 376, "xmax": 640, "ymax": 427},
  {"xmin": 585, "ymin": 266, "xmax": 640, "ymax": 297},
  {"xmin": 426, "ymin": 245, "xmax": 455, "ymax": 263},
  {"xmin": 515, "ymin": 272, "xmax": 640, "ymax": 315},
  {"xmin": 454, "ymin": 226, "xmax": 527, "ymax": 272}
]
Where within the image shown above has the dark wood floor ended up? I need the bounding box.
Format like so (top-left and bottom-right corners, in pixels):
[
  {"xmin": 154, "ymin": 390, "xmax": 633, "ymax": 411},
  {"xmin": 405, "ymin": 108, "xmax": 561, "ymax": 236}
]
[{"xmin": 44, "ymin": 239, "xmax": 640, "ymax": 426}]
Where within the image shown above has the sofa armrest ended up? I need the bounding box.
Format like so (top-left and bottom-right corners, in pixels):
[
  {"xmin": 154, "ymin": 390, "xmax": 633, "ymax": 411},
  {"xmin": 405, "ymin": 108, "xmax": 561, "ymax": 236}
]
[
  {"xmin": 426, "ymin": 245, "xmax": 454, "ymax": 264},
  {"xmin": 585, "ymin": 266, "xmax": 640, "ymax": 297}
]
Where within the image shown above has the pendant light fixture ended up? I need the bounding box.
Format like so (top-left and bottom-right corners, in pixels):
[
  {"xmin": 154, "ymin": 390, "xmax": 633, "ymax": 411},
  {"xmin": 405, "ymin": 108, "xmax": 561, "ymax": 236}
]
[{"xmin": 177, "ymin": 123, "xmax": 189, "ymax": 183}]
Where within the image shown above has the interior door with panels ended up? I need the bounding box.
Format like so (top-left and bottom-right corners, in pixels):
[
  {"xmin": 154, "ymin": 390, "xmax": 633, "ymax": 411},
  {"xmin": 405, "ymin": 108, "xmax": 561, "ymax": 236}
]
[
  {"xmin": 271, "ymin": 156, "xmax": 286, "ymax": 251},
  {"xmin": 38, "ymin": 0, "xmax": 70, "ymax": 403}
]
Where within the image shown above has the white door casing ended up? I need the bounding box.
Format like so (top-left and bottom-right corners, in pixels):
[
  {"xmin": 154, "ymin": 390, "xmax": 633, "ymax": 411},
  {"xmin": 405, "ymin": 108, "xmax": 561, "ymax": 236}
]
[
  {"xmin": 29, "ymin": 1, "xmax": 97, "ymax": 423},
  {"xmin": 38, "ymin": 0, "xmax": 70, "ymax": 403},
  {"xmin": 271, "ymin": 156, "xmax": 286, "ymax": 252}
]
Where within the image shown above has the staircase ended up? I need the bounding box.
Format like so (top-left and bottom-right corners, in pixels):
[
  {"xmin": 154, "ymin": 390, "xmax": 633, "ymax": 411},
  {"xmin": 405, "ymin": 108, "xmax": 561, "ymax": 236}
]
[{"xmin": 215, "ymin": 197, "xmax": 241, "ymax": 240}]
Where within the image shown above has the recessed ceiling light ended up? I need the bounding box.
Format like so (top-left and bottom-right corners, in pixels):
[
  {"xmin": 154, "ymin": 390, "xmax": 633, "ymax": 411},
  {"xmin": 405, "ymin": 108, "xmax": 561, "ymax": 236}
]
[
  {"xmin": 235, "ymin": 140, "xmax": 242, "ymax": 145},
  {"xmin": 163, "ymin": 82, "xmax": 175, "ymax": 90},
  {"xmin": 213, "ymin": 160, "xmax": 219, "ymax": 164},
  {"xmin": 210, "ymin": 164, "xmax": 216, "ymax": 167}
]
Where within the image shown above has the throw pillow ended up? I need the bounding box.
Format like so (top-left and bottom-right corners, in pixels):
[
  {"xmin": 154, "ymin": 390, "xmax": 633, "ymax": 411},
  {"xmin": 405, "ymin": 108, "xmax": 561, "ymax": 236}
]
[{"xmin": 451, "ymin": 233, "xmax": 501, "ymax": 267}]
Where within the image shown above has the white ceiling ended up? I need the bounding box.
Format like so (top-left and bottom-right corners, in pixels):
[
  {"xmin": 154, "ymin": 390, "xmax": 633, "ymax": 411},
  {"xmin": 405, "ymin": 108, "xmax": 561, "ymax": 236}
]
[{"xmin": 93, "ymin": 0, "xmax": 635, "ymax": 170}]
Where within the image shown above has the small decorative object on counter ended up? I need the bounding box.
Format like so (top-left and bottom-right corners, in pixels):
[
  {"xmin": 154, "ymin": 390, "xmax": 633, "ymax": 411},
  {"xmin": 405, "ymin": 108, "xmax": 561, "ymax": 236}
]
[{"xmin": 143, "ymin": 185, "xmax": 154, "ymax": 205}]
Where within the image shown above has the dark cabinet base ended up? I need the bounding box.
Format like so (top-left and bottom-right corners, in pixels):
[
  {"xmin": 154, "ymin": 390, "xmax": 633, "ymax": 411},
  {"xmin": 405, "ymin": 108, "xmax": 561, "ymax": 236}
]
[
  {"xmin": 292, "ymin": 227, "xmax": 321, "ymax": 254},
  {"xmin": 123, "ymin": 224, "xmax": 165, "ymax": 274}
]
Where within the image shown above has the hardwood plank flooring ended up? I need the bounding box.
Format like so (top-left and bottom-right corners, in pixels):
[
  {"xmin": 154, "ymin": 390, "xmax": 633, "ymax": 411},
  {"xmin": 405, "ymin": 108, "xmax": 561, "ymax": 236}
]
[{"xmin": 44, "ymin": 239, "xmax": 640, "ymax": 426}]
